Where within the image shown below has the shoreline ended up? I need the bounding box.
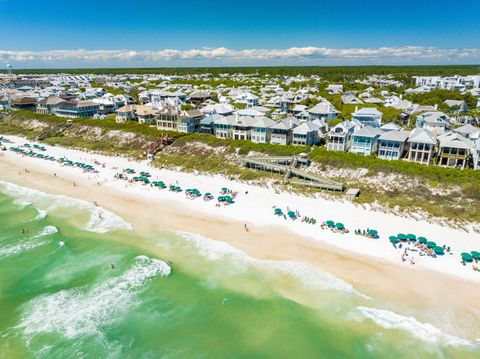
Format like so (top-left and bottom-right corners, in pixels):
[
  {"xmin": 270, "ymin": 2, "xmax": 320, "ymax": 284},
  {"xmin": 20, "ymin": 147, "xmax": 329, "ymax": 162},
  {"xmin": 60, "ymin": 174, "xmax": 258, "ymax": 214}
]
[{"xmin": 1, "ymin": 135, "xmax": 480, "ymax": 339}]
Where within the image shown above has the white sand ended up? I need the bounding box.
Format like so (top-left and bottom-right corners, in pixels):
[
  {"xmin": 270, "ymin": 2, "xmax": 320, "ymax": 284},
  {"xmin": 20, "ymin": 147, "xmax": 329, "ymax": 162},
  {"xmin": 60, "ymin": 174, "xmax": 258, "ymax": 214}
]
[{"xmin": 2, "ymin": 135, "xmax": 480, "ymax": 283}]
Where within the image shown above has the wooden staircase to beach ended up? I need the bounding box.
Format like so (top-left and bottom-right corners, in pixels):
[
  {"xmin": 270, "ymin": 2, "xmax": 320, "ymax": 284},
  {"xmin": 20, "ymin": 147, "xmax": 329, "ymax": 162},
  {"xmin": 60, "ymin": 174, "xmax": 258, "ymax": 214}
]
[{"xmin": 243, "ymin": 155, "xmax": 344, "ymax": 192}]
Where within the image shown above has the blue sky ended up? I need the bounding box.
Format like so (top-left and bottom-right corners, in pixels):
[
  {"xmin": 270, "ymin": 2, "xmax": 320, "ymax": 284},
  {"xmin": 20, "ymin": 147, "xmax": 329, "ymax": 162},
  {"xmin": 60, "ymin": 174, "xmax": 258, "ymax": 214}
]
[{"xmin": 0, "ymin": 0, "xmax": 479, "ymax": 68}]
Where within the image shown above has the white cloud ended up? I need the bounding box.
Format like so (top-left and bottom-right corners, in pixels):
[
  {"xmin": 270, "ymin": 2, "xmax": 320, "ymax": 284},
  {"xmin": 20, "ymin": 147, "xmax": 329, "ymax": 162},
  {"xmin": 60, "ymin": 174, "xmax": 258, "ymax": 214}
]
[{"xmin": 1, "ymin": 46, "xmax": 479, "ymax": 67}]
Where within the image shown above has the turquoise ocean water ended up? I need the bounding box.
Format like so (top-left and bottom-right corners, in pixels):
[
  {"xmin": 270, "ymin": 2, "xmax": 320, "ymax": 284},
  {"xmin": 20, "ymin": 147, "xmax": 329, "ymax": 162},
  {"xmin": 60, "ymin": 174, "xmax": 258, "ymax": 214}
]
[{"xmin": 0, "ymin": 179, "xmax": 478, "ymax": 358}]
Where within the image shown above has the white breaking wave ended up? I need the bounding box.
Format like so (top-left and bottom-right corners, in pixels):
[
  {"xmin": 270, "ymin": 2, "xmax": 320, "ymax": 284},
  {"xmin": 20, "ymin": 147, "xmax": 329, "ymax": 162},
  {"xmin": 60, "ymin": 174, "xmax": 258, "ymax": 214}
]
[
  {"xmin": 264, "ymin": 260, "xmax": 370, "ymax": 299},
  {"xmin": 0, "ymin": 180, "xmax": 132, "ymax": 234},
  {"xmin": 19, "ymin": 255, "xmax": 171, "ymax": 340},
  {"xmin": 357, "ymin": 306, "xmax": 473, "ymax": 347},
  {"xmin": 0, "ymin": 225, "xmax": 58, "ymax": 258},
  {"xmin": 175, "ymin": 231, "xmax": 365, "ymax": 297},
  {"xmin": 31, "ymin": 208, "xmax": 48, "ymax": 221}
]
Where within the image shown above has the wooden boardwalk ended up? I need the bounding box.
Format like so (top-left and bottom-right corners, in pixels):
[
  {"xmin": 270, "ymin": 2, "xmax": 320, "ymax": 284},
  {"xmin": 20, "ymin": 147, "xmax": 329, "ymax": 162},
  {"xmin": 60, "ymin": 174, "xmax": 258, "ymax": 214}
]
[{"xmin": 244, "ymin": 156, "xmax": 344, "ymax": 192}]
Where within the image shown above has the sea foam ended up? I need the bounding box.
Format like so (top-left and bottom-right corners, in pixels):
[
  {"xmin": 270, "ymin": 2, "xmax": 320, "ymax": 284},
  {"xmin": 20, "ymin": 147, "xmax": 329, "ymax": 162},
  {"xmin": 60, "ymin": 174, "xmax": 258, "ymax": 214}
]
[
  {"xmin": 175, "ymin": 231, "xmax": 365, "ymax": 297},
  {"xmin": 19, "ymin": 255, "xmax": 171, "ymax": 340},
  {"xmin": 0, "ymin": 180, "xmax": 132, "ymax": 234},
  {"xmin": 0, "ymin": 225, "xmax": 58, "ymax": 258},
  {"xmin": 357, "ymin": 306, "xmax": 473, "ymax": 347}
]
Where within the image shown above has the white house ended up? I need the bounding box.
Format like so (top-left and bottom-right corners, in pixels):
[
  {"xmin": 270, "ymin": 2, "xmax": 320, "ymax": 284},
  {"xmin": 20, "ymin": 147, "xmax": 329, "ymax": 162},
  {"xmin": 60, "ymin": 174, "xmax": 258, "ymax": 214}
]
[
  {"xmin": 377, "ymin": 130, "xmax": 410, "ymax": 160},
  {"xmin": 292, "ymin": 122, "xmax": 321, "ymax": 146},
  {"xmin": 351, "ymin": 107, "xmax": 383, "ymax": 128},
  {"xmin": 307, "ymin": 101, "xmax": 338, "ymax": 120},
  {"xmin": 350, "ymin": 126, "xmax": 384, "ymax": 156},
  {"xmin": 327, "ymin": 120, "xmax": 356, "ymax": 152}
]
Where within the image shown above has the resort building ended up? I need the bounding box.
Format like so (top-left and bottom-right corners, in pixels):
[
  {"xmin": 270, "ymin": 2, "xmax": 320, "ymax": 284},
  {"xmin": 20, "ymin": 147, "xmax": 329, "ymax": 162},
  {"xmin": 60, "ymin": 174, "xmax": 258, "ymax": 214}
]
[
  {"xmin": 326, "ymin": 120, "xmax": 356, "ymax": 152},
  {"xmin": 350, "ymin": 126, "xmax": 384, "ymax": 156},
  {"xmin": 407, "ymin": 128, "xmax": 437, "ymax": 165},
  {"xmin": 351, "ymin": 107, "xmax": 382, "ymax": 128},
  {"xmin": 377, "ymin": 130, "xmax": 410, "ymax": 160}
]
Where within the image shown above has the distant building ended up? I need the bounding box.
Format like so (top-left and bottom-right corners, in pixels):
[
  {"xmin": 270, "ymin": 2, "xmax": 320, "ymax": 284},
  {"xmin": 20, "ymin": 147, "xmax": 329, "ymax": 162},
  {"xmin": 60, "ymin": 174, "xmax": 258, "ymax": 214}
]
[{"xmin": 351, "ymin": 107, "xmax": 382, "ymax": 128}]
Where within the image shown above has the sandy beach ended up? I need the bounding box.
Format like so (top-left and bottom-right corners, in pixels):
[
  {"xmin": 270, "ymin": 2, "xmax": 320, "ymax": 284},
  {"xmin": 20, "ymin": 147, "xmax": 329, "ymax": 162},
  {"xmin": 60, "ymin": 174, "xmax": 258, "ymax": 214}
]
[{"xmin": 1, "ymin": 135, "xmax": 480, "ymax": 339}]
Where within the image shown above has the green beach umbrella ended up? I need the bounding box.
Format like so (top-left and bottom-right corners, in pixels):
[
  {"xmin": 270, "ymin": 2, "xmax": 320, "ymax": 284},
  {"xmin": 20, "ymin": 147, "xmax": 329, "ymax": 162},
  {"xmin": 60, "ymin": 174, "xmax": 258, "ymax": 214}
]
[
  {"xmin": 426, "ymin": 241, "xmax": 436, "ymax": 249},
  {"xmin": 205, "ymin": 192, "xmax": 211, "ymax": 196},
  {"xmin": 326, "ymin": 220, "xmax": 335, "ymax": 227},
  {"xmin": 369, "ymin": 229, "xmax": 378, "ymax": 236},
  {"xmin": 434, "ymin": 246, "xmax": 444, "ymax": 255},
  {"xmin": 288, "ymin": 211, "xmax": 296, "ymax": 217},
  {"xmin": 397, "ymin": 234, "xmax": 407, "ymax": 241},
  {"xmin": 389, "ymin": 236, "xmax": 399, "ymax": 243},
  {"xmin": 406, "ymin": 234, "xmax": 417, "ymax": 241},
  {"xmin": 336, "ymin": 223, "xmax": 345, "ymax": 230},
  {"xmin": 471, "ymin": 251, "xmax": 480, "ymax": 260},
  {"xmin": 274, "ymin": 208, "xmax": 282, "ymax": 214},
  {"xmin": 461, "ymin": 253, "xmax": 473, "ymax": 262},
  {"xmin": 418, "ymin": 236, "xmax": 427, "ymax": 244}
]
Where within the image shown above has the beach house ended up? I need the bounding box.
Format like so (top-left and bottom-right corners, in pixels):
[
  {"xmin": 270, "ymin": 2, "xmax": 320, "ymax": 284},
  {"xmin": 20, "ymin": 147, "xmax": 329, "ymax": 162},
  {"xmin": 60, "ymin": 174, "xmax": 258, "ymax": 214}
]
[
  {"xmin": 269, "ymin": 117, "xmax": 300, "ymax": 145},
  {"xmin": 292, "ymin": 122, "xmax": 321, "ymax": 146},
  {"xmin": 307, "ymin": 101, "xmax": 338, "ymax": 120},
  {"xmin": 415, "ymin": 111, "xmax": 450, "ymax": 134},
  {"xmin": 199, "ymin": 114, "xmax": 221, "ymax": 135},
  {"xmin": 213, "ymin": 115, "xmax": 233, "ymax": 139},
  {"xmin": 350, "ymin": 126, "xmax": 384, "ymax": 156},
  {"xmin": 36, "ymin": 96, "xmax": 64, "ymax": 114},
  {"xmin": 351, "ymin": 107, "xmax": 383, "ymax": 128},
  {"xmin": 231, "ymin": 114, "xmax": 257, "ymax": 140},
  {"xmin": 156, "ymin": 105, "xmax": 179, "ymax": 131},
  {"xmin": 251, "ymin": 117, "xmax": 276, "ymax": 144},
  {"xmin": 407, "ymin": 128, "xmax": 437, "ymax": 165},
  {"xmin": 176, "ymin": 109, "xmax": 204, "ymax": 133},
  {"xmin": 52, "ymin": 100, "xmax": 99, "ymax": 118},
  {"xmin": 116, "ymin": 105, "xmax": 136, "ymax": 123},
  {"xmin": 377, "ymin": 130, "xmax": 410, "ymax": 160},
  {"xmin": 135, "ymin": 105, "xmax": 158, "ymax": 125},
  {"xmin": 326, "ymin": 120, "xmax": 356, "ymax": 152},
  {"xmin": 436, "ymin": 132, "xmax": 471, "ymax": 169}
]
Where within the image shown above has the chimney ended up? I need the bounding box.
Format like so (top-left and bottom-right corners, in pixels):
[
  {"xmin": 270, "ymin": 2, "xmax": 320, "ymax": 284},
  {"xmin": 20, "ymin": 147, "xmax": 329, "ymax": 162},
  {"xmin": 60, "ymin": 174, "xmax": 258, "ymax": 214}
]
[
  {"xmin": 355, "ymin": 106, "xmax": 358, "ymax": 112},
  {"xmin": 434, "ymin": 104, "xmax": 438, "ymax": 110}
]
